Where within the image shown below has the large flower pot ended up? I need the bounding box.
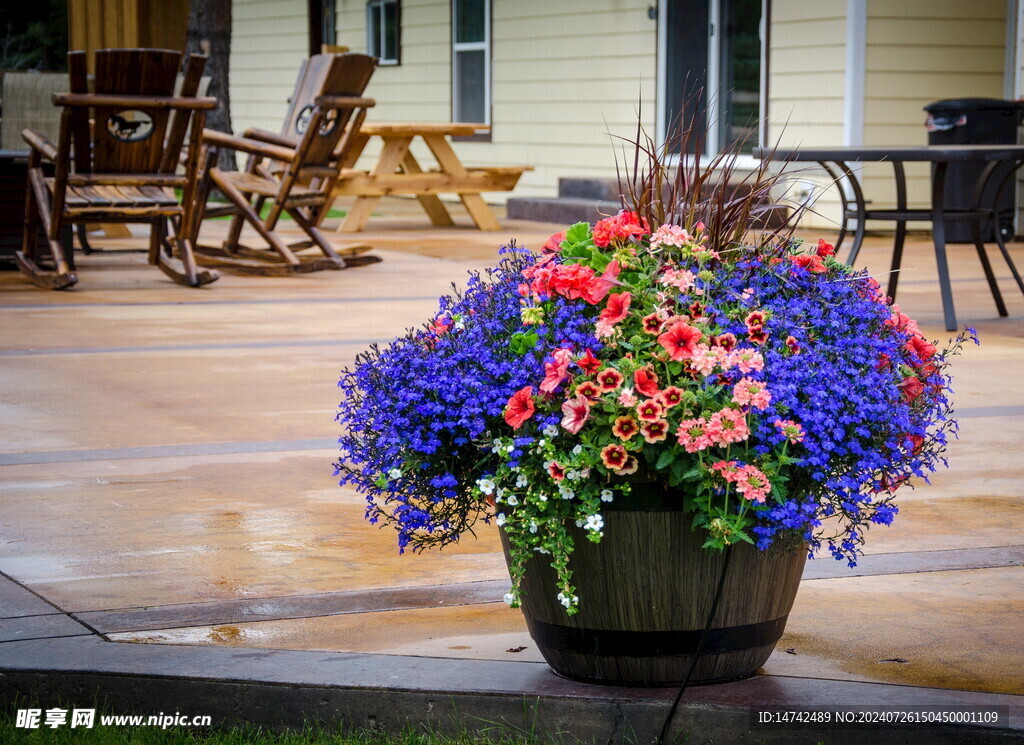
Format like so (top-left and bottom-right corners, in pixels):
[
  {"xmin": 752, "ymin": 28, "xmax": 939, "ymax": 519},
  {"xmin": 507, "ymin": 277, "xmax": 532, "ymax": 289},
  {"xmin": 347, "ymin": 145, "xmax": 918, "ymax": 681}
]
[{"xmin": 500, "ymin": 483, "xmax": 807, "ymax": 686}]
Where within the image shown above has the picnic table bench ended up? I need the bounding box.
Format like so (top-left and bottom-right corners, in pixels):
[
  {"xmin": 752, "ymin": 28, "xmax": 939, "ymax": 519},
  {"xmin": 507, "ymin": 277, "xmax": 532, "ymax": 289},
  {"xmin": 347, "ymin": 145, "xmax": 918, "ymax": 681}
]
[{"xmin": 331, "ymin": 121, "xmax": 531, "ymax": 232}]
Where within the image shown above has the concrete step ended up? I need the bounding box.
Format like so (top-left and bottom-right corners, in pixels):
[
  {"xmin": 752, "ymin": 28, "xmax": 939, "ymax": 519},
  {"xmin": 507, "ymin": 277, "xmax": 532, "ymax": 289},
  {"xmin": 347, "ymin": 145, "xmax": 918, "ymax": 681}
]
[{"xmin": 506, "ymin": 196, "xmax": 623, "ymax": 225}]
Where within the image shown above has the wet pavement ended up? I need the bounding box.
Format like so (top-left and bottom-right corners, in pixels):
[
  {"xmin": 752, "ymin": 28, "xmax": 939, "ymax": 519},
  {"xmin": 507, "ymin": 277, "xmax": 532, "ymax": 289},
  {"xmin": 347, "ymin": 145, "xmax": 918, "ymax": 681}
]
[{"xmin": 1, "ymin": 203, "xmax": 1023, "ymax": 742}]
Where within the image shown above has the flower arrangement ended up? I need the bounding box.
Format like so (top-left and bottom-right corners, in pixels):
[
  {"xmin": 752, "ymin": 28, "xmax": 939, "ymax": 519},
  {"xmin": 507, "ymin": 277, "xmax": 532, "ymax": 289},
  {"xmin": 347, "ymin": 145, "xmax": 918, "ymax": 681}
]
[{"xmin": 336, "ymin": 128, "xmax": 974, "ymax": 616}]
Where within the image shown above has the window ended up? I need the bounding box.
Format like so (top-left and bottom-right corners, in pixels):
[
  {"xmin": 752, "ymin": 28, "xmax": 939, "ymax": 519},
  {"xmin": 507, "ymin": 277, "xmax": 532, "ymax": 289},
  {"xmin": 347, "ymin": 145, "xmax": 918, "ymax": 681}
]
[
  {"xmin": 452, "ymin": 0, "xmax": 490, "ymax": 124},
  {"xmin": 310, "ymin": 0, "xmax": 337, "ymax": 55},
  {"xmin": 367, "ymin": 0, "xmax": 400, "ymax": 65},
  {"xmin": 658, "ymin": 0, "xmax": 764, "ymax": 155}
]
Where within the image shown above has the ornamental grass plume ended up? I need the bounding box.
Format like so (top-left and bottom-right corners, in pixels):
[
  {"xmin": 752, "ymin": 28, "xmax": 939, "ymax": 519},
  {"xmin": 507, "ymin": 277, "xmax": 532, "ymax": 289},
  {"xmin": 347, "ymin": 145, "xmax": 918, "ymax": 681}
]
[{"xmin": 336, "ymin": 116, "xmax": 975, "ymax": 615}]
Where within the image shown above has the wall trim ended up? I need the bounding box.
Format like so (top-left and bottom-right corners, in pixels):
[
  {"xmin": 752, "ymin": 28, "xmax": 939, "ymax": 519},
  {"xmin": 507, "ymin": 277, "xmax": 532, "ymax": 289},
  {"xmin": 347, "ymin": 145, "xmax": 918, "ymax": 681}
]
[{"xmin": 842, "ymin": 0, "xmax": 866, "ymax": 147}]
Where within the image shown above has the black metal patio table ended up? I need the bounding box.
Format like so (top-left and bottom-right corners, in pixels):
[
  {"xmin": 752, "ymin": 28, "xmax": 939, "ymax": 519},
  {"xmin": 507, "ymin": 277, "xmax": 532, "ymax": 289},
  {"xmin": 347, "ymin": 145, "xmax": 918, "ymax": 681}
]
[{"xmin": 752, "ymin": 144, "xmax": 1024, "ymax": 331}]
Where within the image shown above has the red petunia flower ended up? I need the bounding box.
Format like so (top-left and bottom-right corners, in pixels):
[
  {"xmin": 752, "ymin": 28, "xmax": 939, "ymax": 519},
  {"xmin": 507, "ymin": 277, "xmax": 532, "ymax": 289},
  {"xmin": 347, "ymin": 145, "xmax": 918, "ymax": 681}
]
[
  {"xmin": 640, "ymin": 419, "xmax": 669, "ymax": 443},
  {"xmin": 582, "ymin": 260, "xmax": 622, "ymax": 305},
  {"xmin": 791, "ymin": 254, "xmax": 827, "ymax": 273},
  {"xmin": 641, "ymin": 313, "xmax": 664, "ymax": 334},
  {"xmin": 657, "ymin": 385, "xmax": 685, "ymax": 408},
  {"xmin": 744, "ymin": 311, "xmax": 766, "ymax": 330},
  {"xmin": 600, "ymin": 443, "xmax": 628, "ymax": 470},
  {"xmin": 785, "ymin": 335, "xmax": 801, "ymax": 355},
  {"xmin": 636, "ymin": 399, "xmax": 665, "ymax": 422},
  {"xmin": 503, "ymin": 386, "xmax": 535, "ymax": 430},
  {"xmin": 577, "ymin": 348, "xmax": 602, "ymax": 375},
  {"xmin": 596, "ymin": 367, "xmax": 624, "ymax": 392},
  {"xmin": 658, "ymin": 321, "xmax": 702, "ymax": 362},
  {"xmin": 748, "ymin": 328, "xmax": 769, "ymax": 345},
  {"xmin": 901, "ymin": 376, "xmax": 924, "ymax": 402},
  {"xmin": 548, "ymin": 461, "xmax": 566, "ymax": 481},
  {"xmin": 906, "ymin": 335, "xmax": 936, "ymax": 362},
  {"xmin": 817, "ymin": 238, "xmax": 836, "ymax": 257},
  {"xmin": 712, "ymin": 333, "xmax": 737, "ymax": 352},
  {"xmin": 599, "ymin": 291, "xmax": 632, "ymax": 325},
  {"xmin": 633, "ymin": 366, "xmax": 660, "ymax": 397},
  {"xmin": 543, "ymin": 230, "xmax": 566, "ymax": 253},
  {"xmin": 611, "ymin": 415, "xmax": 639, "ymax": 441}
]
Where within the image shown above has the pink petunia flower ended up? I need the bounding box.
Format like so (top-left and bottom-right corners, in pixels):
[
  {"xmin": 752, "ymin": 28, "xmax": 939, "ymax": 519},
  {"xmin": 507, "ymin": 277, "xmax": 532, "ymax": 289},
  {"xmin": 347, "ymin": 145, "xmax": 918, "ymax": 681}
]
[
  {"xmin": 560, "ymin": 396, "xmax": 592, "ymax": 433},
  {"xmin": 633, "ymin": 366, "xmax": 660, "ymax": 397}
]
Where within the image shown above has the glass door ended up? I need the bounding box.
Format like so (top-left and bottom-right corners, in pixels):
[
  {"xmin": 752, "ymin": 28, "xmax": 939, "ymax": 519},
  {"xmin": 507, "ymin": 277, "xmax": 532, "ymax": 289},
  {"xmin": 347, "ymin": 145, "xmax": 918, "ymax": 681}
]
[{"xmin": 658, "ymin": 0, "xmax": 763, "ymax": 155}]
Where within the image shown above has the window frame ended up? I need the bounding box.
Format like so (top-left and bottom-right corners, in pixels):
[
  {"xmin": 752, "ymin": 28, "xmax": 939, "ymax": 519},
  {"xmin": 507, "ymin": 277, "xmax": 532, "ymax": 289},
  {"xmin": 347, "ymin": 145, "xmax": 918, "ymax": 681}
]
[
  {"xmin": 656, "ymin": 0, "xmax": 767, "ymax": 166},
  {"xmin": 451, "ymin": 0, "xmax": 492, "ymax": 136},
  {"xmin": 366, "ymin": 0, "xmax": 401, "ymax": 66}
]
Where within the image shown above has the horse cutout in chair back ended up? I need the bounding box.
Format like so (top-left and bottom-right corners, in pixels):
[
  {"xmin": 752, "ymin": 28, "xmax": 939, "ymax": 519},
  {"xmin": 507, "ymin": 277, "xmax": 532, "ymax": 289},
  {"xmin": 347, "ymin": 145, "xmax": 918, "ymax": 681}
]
[
  {"xmin": 18, "ymin": 48, "xmax": 218, "ymax": 289},
  {"xmin": 192, "ymin": 53, "xmax": 378, "ymax": 274}
]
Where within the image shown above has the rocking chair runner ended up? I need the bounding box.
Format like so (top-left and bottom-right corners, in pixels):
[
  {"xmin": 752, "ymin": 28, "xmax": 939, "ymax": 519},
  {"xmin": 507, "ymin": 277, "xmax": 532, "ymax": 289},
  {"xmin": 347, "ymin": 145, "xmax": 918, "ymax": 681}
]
[
  {"xmin": 191, "ymin": 53, "xmax": 378, "ymax": 275},
  {"xmin": 18, "ymin": 48, "xmax": 218, "ymax": 289}
]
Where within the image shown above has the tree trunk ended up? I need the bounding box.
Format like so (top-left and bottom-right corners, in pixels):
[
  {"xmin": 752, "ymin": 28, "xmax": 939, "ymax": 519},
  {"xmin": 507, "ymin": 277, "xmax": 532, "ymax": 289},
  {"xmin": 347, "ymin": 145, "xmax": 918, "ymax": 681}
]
[{"xmin": 186, "ymin": 0, "xmax": 235, "ymax": 170}]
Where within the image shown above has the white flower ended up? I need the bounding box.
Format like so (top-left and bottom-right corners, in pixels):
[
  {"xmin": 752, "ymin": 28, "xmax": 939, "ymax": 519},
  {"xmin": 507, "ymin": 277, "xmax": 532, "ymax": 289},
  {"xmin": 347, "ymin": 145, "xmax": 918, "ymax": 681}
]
[
  {"xmin": 535, "ymin": 547, "xmax": 550, "ymax": 554},
  {"xmin": 388, "ymin": 468, "xmax": 402, "ymax": 479},
  {"xmin": 600, "ymin": 489, "xmax": 614, "ymax": 503},
  {"xmin": 538, "ymin": 439, "xmax": 547, "ymax": 447},
  {"xmin": 567, "ymin": 469, "xmax": 581, "ymax": 481},
  {"xmin": 572, "ymin": 444, "xmax": 583, "ymax": 455},
  {"xmin": 495, "ymin": 512, "xmax": 506, "ymax": 526},
  {"xmin": 557, "ymin": 592, "xmax": 578, "ymax": 609},
  {"xmin": 537, "ymin": 493, "xmax": 548, "ymax": 502},
  {"xmin": 516, "ymin": 474, "xmax": 528, "ymax": 488},
  {"xmin": 506, "ymin": 495, "xmax": 519, "ymax": 506},
  {"xmin": 491, "ymin": 439, "xmax": 503, "ymax": 454},
  {"xmin": 528, "ymin": 521, "xmax": 538, "ymax": 534},
  {"xmin": 558, "ymin": 486, "xmax": 575, "ymax": 499},
  {"xmin": 585, "ymin": 514, "xmax": 604, "ymax": 532},
  {"xmin": 575, "ymin": 519, "xmax": 584, "ymax": 527},
  {"xmin": 543, "ymin": 424, "xmax": 559, "ymax": 437},
  {"xmin": 503, "ymin": 591, "xmax": 516, "ymax": 606},
  {"xmin": 476, "ymin": 478, "xmax": 496, "ymax": 495}
]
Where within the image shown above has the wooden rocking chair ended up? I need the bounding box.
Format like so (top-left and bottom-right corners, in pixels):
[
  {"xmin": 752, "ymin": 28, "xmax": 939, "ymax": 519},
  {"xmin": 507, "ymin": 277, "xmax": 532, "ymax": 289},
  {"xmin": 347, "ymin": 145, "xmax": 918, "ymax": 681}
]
[
  {"xmin": 18, "ymin": 48, "xmax": 218, "ymax": 289},
  {"xmin": 192, "ymin": 53, "xmax": 378, "ymax": 275}
]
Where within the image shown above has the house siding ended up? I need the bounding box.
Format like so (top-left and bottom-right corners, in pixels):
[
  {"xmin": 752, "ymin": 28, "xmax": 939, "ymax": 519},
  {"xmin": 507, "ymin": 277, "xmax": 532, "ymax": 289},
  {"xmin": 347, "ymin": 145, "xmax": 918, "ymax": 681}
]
[
  {"xmin": 230, "ymin": 0, "xmax": 310, "ymax": 135},
  {"xmin": 766, "ymin": 0, "xmax": 848, "ymax": 231},
  {"xmin": 859, "ymin": 0, "xmax": 1007, "ymax": 220}
]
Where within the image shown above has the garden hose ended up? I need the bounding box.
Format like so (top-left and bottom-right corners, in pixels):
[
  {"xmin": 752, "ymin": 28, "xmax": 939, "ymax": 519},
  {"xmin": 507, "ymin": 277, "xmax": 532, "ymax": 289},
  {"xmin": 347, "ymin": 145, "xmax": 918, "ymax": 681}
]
[{"xmin": 656, "ymin": 544, "xmax": 735, "ymax": 745}]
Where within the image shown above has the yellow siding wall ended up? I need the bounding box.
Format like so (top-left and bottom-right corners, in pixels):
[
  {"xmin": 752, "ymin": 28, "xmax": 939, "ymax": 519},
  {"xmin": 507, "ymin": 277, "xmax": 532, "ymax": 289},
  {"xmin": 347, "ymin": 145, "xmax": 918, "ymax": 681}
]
[
  {"xmin": 861, "ymin": 0, "xmax": 1007, "ymax": 216},
  {"xmin": 230, "ymin": 0, "xmax": 310, "ymax": 136},
  {"xmin": 767, "ymin": 0, "xmax": 848, "ymax": 231},
  {"xmin": 336, "ymin": 0, "xmax": 659, "ymax": 201}
]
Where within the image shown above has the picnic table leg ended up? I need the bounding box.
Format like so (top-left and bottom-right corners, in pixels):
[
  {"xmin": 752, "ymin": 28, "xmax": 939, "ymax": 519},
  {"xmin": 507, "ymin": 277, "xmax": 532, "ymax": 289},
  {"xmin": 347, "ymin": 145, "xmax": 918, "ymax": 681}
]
[
  {"xmin": 931, "ymin": 162, "xmax": 959, "ymax": 332},
  {"xmin": 399, "ymin": 150, "xmax": 455, "ymax": 227},
  {"xmin": 423, "ymin": 134, "xmax": 501, "ymax": 231},
  {"xmin": 339, "ymin": 135, "xmax": 412, "ymax": 232}
]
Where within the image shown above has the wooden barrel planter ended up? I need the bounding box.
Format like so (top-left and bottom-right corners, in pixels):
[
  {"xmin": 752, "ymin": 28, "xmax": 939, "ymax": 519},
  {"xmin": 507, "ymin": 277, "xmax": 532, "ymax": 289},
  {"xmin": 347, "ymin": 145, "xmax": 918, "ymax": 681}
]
[{"xmin": 500, "ymin": 482, "xmax": 807, "ymax": 686}]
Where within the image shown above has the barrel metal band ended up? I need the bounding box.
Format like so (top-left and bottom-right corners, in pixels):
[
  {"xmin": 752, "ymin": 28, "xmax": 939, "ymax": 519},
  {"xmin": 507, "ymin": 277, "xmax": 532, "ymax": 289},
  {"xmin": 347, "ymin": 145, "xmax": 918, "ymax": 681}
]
[{"xmin": 526, "ymin": 615, "xmax": 789, "ymax": 657}]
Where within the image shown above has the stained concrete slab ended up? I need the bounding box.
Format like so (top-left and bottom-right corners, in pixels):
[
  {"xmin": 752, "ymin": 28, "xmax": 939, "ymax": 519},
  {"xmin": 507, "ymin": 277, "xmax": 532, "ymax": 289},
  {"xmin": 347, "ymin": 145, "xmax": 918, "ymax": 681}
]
[
  {"xmin": 0, "ymin": 614, "xmax": 92, "ymax": 643},
  {"xmin": 0, "ymin": 575, "xmax": 57, "ymax": 619},
  {"xmin": 1, "ymin": 221, "xmax": 1023, "ymax": 742},
  {"xmin": 2, "ymin": 635, "xmax": 1021, "ymax": 744},
  {"xmin": 106, "ymin": 564, "xmax": 1024, "ymax": 695}
]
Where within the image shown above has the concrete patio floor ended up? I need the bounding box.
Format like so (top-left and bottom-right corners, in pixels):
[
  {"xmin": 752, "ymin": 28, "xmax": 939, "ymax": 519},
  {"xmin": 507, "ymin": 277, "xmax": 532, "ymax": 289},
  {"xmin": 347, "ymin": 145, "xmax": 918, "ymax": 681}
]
[{"xmin": 1, "ymin": 199, "xmax": 1023, "ymax": 743}]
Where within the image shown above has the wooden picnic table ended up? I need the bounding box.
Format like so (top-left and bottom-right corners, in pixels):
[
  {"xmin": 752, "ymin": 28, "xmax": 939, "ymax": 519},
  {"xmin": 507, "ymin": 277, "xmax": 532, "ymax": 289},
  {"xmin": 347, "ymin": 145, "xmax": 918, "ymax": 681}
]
[{"xmin": 331, "ymin": 121, "xmax": 530, "ymax": 232}]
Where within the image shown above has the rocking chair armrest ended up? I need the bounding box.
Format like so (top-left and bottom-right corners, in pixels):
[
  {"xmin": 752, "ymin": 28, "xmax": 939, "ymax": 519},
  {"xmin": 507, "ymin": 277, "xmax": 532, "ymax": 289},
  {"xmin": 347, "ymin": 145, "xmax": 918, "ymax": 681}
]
[
  {"xmin": 200, "ymin": 129, "xmax": 297, "ymax": 162},
  {"xmin": 22, "ymin": 129, "xmax": 59, "ymax": 162},
  {"xmin": 242, "ymin": 128, "xmax": 300, "ymax": 149},
  {"xmin": 313, "ymin": 95, "xmax": 376, "ymax": 110},
  {"xmin": 53, "ymin": 93, "xmax": 218, "ymax": 110}
]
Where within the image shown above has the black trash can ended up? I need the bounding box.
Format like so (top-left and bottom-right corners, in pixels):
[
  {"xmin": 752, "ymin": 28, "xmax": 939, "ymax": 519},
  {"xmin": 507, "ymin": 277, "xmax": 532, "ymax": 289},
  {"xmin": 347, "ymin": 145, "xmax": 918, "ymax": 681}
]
[{"xmin": 924, "ymin": 98, "xmax": 1024, "ymax": 242}]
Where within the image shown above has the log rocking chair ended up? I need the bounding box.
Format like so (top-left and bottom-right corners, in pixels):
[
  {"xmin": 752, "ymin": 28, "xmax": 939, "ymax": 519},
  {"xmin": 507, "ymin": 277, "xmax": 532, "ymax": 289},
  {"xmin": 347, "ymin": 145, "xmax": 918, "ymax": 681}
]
[
  {"xmin": 18, "ymin": 48, "xmax": 218, "ymax": 289},
  {"xmin": 191, "ymin": 53, "xmax": 379, "ymax": 275}
]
